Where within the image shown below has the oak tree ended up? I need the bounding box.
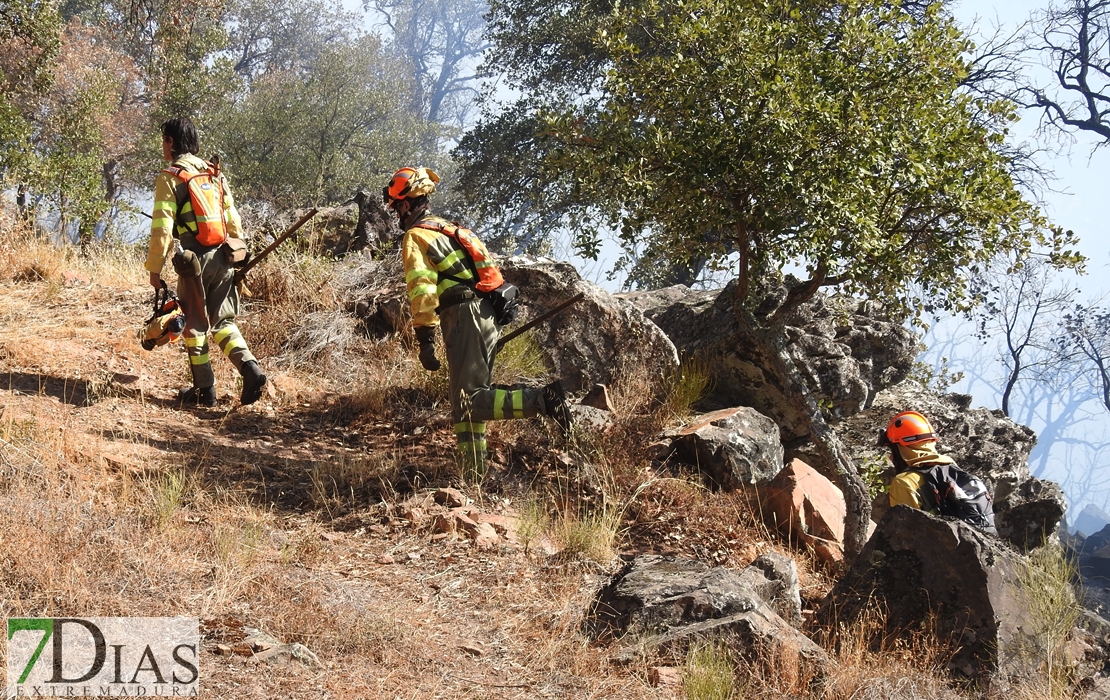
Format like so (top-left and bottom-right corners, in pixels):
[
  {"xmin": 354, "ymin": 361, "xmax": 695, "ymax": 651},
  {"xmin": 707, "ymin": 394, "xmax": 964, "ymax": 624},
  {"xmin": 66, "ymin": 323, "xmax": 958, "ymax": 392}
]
[{"xmin": 460, "ymin": 0, "xmax": 1082, "ymax": 555}]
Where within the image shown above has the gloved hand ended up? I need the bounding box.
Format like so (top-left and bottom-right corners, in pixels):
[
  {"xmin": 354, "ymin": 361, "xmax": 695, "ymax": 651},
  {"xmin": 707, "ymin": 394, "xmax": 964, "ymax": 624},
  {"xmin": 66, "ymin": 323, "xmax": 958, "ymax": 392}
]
[{"xmin": 414, "ymin": 326, "xmax": 441, "ymax": 372}]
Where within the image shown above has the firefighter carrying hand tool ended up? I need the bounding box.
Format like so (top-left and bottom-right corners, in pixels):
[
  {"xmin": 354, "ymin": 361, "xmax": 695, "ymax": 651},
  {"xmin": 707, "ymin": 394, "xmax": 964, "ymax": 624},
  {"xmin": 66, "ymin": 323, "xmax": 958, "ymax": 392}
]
[
  {"xmin": 385, "ymin": 166, "xmax": 572, "ymax": 482},
  {"xmin": 145, "ymin": 117, "xmax": 266, "ymax": 407}
]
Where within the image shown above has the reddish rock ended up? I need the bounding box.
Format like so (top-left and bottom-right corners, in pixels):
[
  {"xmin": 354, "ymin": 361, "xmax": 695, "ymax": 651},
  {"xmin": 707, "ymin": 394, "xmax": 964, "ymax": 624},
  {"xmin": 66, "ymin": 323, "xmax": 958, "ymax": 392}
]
[
  {"xmin": 432, "ymin": 513, "xmax": 457, "ymax": 534},
  {"xmin": 476, "ymin": 513, "xmax": 519, "ymax": 542},
  {"xmin": 474, "ymin": 522, "xmax": 500, "ymax": 550},
  {"xmin": 434, "ymin": 487, "xmax": 466, "ymax": 508},
  {"xmin": 760, "ymin": 459, "xmax": 846, "ymax": 563},
  {"xmin": 453, "ymin": 511, "xmax": 480, "ymax": 536}
]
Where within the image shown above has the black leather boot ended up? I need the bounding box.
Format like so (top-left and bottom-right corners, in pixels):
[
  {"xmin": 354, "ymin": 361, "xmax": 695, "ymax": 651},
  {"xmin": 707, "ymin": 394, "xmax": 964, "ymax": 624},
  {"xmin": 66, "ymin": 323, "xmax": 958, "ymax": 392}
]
[
  {"xmin": 240, "ymin": 360, "xmax": 267, "ymax": 406},
  {"xmin": 179, "ymin": 385, "xmax": 216, "ymax": 407}
]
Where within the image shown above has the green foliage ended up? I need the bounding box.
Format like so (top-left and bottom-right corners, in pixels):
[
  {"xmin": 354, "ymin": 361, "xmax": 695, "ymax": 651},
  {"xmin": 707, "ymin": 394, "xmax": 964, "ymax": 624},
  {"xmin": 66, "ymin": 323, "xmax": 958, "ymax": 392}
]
[
  {"xmin": 0, "ymin": 0, "xmax": 62, "ymax": 91},
  {"xmin": 858, "ymin": 453, "xmax": 888, "ymax": 500},
  {"xmin": 0, "ymin": 0, "xmax": 62, "ymax": 176},
  {"xmin": 462, "ymin": 0, "xmax": 1080, "ymax": 305},
  {"xmin": 909, "ymin": 355, "xmax": 966, "ymax": 393},
  {"xmin": 209, "ymin": 34, "xmax": 440, "ymax": 207}
]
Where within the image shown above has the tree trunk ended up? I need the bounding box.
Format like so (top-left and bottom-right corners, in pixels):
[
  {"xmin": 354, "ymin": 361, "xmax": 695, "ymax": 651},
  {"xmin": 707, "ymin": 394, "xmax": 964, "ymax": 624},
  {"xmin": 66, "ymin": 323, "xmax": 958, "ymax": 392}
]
[{"xmin": 735, "ymin": 312, "xmax": 872, "ymax": 560}]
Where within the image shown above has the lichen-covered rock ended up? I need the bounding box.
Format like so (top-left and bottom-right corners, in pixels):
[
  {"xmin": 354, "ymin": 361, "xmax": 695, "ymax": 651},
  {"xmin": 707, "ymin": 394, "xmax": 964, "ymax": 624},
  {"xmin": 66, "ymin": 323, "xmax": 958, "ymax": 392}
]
[
  {"xmin": 818, "ymin": 505, "xmax": 1066, "ymax": 682},
  {"xmin": 501, "ymin": 257, "xmax": 679, "ymax": 394},
  {"xmin": 586, "ymin": 554, "xmax": 827, "ymax": 675},
  {"xmin": 660, "ymin": 407, "xmax": 784, "ymax": 489},
  {"xmin": 622, "ymin": 280, "xmax": 916, "ymax": 442},
  {"xmin": 993, "ymin": 476, "xmax": 1067, "ymax": 552}
]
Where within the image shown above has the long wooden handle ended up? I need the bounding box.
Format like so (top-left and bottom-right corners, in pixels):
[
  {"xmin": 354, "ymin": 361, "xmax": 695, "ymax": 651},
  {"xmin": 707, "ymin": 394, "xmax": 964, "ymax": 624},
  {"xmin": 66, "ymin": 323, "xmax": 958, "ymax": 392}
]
[
  {"xmin": 496, "ymin": 293, "xmax": 584, "ymax": 351},
  {"xmin": 235, "ymin": 208, "xmax": 319, "ymax": 282}
]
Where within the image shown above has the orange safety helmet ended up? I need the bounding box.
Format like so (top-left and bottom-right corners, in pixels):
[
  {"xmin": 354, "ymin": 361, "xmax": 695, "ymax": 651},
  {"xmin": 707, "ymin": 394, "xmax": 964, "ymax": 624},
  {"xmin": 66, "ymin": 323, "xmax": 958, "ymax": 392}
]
[
  {"xmin": 878, "ymin": 411, "xmax": 937, "ymax": 447},
  {"xmin": 383, "ymin": 166, "xmax": 439, "ymax": 203}
]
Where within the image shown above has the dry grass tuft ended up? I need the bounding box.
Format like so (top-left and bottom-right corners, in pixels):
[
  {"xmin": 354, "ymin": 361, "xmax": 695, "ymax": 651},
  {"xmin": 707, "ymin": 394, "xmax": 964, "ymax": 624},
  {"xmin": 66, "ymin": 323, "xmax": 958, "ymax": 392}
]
[
  {"xmin": 309, "ymin": 451, "xmax": 401, "ymax": 511},
  {"xmin": 684, "ymin": 641, "xmax": 737, "ymax": 700}
]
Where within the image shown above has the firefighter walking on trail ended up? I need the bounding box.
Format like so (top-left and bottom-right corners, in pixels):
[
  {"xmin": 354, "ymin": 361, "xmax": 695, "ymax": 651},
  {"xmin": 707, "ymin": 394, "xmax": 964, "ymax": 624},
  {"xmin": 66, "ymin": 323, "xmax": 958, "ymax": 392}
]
[
  {"xmin": 384, "ymin": 166, "xmax": 572, "ymax": 482},
  {"xmin": 145, "ymin": 117, "xmax": 267, "ymax": 407}
]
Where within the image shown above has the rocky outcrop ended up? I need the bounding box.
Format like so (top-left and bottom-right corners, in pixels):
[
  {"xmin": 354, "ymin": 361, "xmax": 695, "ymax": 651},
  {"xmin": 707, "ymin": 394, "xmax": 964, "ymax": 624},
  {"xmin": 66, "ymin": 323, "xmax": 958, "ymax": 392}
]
[
  {"xmin": 500, "ymin": 257, "xmax": 679, "ymax": 394},
  {"xmin": 1073, "ymin": 504, "xmax": 1110, "ymax": 538},
  {"xmin": 1076, "ymin": 525, "xmax": 1110, "ymax": 617},
  {"xmin": 818, "ymin": 505, "xmax": 1067, "ymax": 682},
  {"xmin": 622, "ymin": 280, "xmax": 916, "ymax": 442},
  {"xmin": 837, "ymin": 380, "xmax": 1064, "ymax": 551},
  {"xmin": 268, "ymin": 194, "xmax": 398, "ymax": 259},
  {"xmin": 760, "ymin": 459, "xmax": 847, "ymax": 564},
  {"xmin": 586, "ymin": 554, "xmax": 827, "ymax": 674},
  {"xmin": 336, "ymin": 256, "xmax": 409, "ymax": 340},
  {"xmin": 994, "ymin": 477, "xmax": 1067, "ymax": 552},
  {"xmin": 658, "ymin": 407, "xmax": 785, "ymax": 490}
]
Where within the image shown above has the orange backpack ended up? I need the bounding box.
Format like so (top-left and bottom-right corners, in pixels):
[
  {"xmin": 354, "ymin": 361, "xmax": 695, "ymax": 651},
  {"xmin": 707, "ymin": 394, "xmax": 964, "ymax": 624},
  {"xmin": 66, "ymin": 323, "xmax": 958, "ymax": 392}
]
[
  {"xmin": 417, "ymin": 219, "xmax": 505, "ymax": 293},
  {"xmin": 163, "ymin": 162, "xmax": 228, "ymax": 247}
]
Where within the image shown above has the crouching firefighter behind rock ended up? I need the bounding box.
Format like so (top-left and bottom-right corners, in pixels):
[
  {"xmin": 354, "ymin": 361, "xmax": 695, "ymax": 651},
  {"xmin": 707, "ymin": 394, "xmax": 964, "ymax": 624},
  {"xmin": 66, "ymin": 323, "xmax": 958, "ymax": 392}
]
[
  {"xmin": 878, "ymin": 410, "xmax": 998, "ymax": 535},
  {"xmin": 145, "ymin": 117, "xmax": 266, "ymax": 407},
  {"xmin": 384, "ymin": 166, "xmax": 572, "ymax": 482}
]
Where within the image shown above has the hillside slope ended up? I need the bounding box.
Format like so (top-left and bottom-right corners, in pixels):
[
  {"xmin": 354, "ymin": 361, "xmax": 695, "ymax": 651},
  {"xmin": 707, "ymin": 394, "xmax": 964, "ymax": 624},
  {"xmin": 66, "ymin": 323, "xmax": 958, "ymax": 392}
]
[{"xmin": 0, "ymin": 236, "xmax": 1011, "ymax": 699}]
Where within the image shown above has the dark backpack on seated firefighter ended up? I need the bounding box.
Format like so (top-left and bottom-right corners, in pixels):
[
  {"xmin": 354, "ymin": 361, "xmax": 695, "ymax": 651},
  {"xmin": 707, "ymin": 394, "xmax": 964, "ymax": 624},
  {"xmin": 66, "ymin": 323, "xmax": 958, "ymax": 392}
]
[{"xmin": 878, "ymin": 410, "xmax": 998, "ymax": 535}]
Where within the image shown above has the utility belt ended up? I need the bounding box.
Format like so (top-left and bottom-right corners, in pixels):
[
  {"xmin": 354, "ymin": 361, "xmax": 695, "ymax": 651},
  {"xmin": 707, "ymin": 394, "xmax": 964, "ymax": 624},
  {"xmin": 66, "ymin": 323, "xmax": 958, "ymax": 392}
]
[
  {"xmin": 436, "ymin": 280, "xmax": 519, "ymax": 326},
  {"xmin": 436, "ymin": 285, "xmax": 479, "ymax": 314},
  {"xmin": 177, "ymin": 232, "xmax": 249, "ymax": 267}
]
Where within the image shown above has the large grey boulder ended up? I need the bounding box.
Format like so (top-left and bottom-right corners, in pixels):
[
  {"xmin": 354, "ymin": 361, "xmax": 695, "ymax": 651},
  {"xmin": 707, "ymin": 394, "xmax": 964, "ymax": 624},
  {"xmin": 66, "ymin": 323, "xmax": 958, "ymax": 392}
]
[
  {"xmin": 500, "ymin": 257, "xmax": 679, "ymax": 394},
  {"xmin": 838, "ymin": 380, "xmax": 1064, "ymax": 551},
  {"xmin": 622, "ymin": 280, "xmax": 916, "ymax": 442},
  {"xmin": 658, "ymin": 407, "xmax": 784, "ymax": 489},
  {"xmin": 586, "ymin": 554, "xmax": 827, "ymax": 672},
  {"xmin": 818, "ymin": 505, "xmax": 1068, "ymax": 682}
]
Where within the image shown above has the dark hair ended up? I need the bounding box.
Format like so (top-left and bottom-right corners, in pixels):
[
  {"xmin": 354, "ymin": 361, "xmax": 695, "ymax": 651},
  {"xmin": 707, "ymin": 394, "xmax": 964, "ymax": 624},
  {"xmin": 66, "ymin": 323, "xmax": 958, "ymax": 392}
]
[
  {"xmin": 890, "ymin": 446, "xmax": 911, "ymax": 474},
  {"xmin": 161, "ymin": 117, "xmax": 199, "ymax": 157}
]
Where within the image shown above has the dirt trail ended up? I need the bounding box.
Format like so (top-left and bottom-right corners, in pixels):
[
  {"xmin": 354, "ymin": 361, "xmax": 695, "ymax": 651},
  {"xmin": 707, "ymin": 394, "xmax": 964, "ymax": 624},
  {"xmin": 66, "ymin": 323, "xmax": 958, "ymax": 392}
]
[{"xmin": 0, "ymin": 275, "xmax": 676, "ymax": 699}]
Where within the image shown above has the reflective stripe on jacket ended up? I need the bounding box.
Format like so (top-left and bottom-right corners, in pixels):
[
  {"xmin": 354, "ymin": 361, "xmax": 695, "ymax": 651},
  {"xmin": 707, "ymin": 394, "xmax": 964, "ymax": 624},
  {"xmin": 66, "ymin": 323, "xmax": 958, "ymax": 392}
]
[
  {"xmin": 145, "ymin": 154, "xmax": 243, "ymax": 273},
  {"xmin": 402, "ymin": 215, "xmax": 482, "ymax": 329}
]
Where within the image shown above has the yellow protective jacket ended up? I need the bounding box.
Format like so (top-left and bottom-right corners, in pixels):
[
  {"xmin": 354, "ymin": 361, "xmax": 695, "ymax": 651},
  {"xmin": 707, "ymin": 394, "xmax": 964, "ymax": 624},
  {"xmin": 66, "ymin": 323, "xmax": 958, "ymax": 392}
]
[
  {"xmin": 889, "ymin": 471, "xmax": 929, "ymax": 509},
  {"xmin": 402, "ymin": 215, "xmax": 487, "ymax": 329},
  {"xmin": 888, "ymin": 442, "xmax": 956, "ymax": 510},
  {"xmin": 145, "ymin": 154, "xmax": 243, "ymax": 273}
]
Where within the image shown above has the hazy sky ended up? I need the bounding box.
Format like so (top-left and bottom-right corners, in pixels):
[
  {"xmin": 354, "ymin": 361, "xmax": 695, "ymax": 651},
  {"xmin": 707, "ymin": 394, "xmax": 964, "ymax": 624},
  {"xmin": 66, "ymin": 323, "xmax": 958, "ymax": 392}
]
[{"xmin": 954, "ymin": 0, "xmax": 1110, "ymax": 276}]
